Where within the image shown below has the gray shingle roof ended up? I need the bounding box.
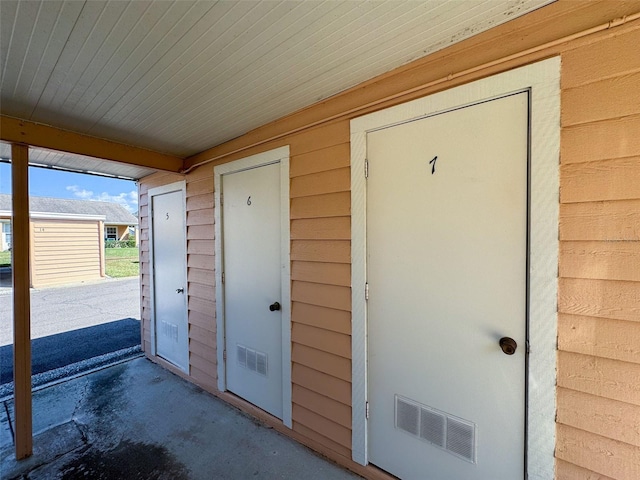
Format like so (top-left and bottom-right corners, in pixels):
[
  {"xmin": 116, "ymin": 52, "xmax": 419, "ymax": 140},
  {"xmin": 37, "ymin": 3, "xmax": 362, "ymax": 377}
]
[{"xmin": 0, "ymin": 194, "xmax": 137, "ymax": 225}]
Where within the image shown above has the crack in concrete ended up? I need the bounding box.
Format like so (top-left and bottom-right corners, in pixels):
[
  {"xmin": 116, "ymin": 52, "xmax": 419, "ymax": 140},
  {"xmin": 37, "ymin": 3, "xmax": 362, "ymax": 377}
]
[
  {"xmin": 71, "ymin": 383, "xmax": 88, "ymax": 419},
  {"xmin": 28, "ymin": 435, "xmax": 89, "ymax": 479},
  {"xmin": 3, "ymin": 400, "xmax": 14, "ymax": 444},
  {"xmin": 4, "ymin": 422, "xmax": 88, "ymax": 480}
]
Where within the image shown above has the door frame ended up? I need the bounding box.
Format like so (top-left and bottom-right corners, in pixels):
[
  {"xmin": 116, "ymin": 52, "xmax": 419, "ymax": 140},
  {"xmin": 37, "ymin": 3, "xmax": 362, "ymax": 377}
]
[
  {"xmin": 148, "ymin": 180, "xmax": 189, "ymax": 372},
  {"xmin": 350, "ymin": 57, "xmax": 560, "ymax": 478},
  {"xmin": 214, "ymin": 146, "xmax": 292, "ymax": 428}
]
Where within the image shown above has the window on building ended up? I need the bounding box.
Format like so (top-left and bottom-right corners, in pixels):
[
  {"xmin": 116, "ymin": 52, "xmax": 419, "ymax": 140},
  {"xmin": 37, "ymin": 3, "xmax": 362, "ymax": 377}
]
[
  {"xmin": 2, "ymin": 222, "xmax": 11, "ymax": 249},
  {"xmin": 106, "ymin": 226, "xmax": 118, "ymax": 241}
]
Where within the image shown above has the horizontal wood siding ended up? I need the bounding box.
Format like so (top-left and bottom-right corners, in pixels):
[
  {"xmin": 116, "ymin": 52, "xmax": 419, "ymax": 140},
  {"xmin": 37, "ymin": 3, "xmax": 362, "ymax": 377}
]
[
  {"xmin": 557, "ymin": 26, "xmax": 640, "ymax": 480},
  {"xmin": 289, "ymin": 125, "xmax": 353, "ymax": 458},
  {"xmin": 138, "ymin": 7, "xmax": 640, "ymax": 478},
  {"xmin": 30, "ymin": 219, "xmax": 102, "ymax": 287},
  {"xmin": 185, "ymin": 169, "xmax": 216, "ymax": 382}
]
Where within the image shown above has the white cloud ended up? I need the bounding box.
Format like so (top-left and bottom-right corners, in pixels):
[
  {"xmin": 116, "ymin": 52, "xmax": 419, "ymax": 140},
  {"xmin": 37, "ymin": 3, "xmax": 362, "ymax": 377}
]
[
  {"xmin": 66, "ymin": 185, "xmax": 138, "ymax": 213},
  {"xmin": 65, "ymin": 185, "xmax": 94, "ymax": 199}
]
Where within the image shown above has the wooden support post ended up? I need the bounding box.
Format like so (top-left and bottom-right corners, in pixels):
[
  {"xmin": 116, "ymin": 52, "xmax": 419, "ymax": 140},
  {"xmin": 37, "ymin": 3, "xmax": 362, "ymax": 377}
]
[{"xmin": 11, "ymin": 143, "xmax": 32, "ymax": 460}]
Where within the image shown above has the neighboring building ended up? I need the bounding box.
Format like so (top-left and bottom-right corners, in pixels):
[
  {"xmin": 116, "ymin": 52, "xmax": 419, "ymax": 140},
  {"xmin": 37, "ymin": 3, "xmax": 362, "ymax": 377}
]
[
  {"xmin": 0, "ymin": 194, "xmax": 138, "ymax": 287},
  {"xmin": 0, "ymin": 218, "xmax": 10, "ymax": 251}
]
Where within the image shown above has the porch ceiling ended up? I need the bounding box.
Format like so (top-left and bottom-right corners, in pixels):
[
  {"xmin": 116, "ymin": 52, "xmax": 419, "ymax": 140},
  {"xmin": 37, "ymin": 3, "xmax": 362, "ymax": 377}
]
[{"xmin": 1, "ymin": 0, "xmax": 552, "ymax": 174}]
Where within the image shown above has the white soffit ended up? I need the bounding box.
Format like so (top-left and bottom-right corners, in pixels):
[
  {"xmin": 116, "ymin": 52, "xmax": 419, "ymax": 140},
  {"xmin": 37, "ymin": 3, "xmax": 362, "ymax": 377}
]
[
  {"xmin": 1, "ymin": 0, "xmax": 554, "ymax": 158},
  {"xmin": 0, "ymin": 142, "xmax": 156, "ymax": 180}
]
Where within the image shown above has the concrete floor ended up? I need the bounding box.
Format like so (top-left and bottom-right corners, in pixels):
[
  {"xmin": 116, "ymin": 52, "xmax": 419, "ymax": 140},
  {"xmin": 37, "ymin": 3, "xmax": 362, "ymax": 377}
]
[{"xmin": 0, "ymin": 357, "xmax": 361, "ymax": 480}]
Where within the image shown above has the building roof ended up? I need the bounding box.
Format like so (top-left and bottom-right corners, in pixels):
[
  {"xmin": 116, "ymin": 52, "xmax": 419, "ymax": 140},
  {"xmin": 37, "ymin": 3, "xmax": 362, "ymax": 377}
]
[{"xmin": 0, "ymin": 194, "xmax": 137, "ymax": 225}]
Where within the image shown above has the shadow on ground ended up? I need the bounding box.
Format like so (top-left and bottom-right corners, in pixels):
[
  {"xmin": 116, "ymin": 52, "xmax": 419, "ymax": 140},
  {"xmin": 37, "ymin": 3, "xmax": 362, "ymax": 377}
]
[
  {"xmin": 0, "ymin": 318, "xmax": 140, "ymax": 385},
  {"xmin": 0, "ymin": 267, "xmax": 10, "ymax": 288}
]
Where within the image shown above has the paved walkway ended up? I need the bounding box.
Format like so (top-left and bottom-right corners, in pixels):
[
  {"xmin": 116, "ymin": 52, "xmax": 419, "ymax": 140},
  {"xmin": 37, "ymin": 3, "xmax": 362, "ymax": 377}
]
[{"xmin": 1, "ymin": 358, "xmax": 361, "ymax": 480}]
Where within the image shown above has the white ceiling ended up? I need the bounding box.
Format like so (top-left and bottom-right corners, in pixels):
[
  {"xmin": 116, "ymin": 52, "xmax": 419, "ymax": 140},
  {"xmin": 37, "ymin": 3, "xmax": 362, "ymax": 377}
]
[{"xmin": 1, "ymin": 0, "xmax": 553, "ymax": 163}]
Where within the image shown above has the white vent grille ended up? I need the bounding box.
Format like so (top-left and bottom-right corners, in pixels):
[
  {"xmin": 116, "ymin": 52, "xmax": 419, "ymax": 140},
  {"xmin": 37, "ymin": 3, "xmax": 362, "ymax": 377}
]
[
  {"xmin": 446, "ymin": 417, "xmax": 475, "ymax": 461},
  {"xmin": 420, "ymin": 407, "xmax": 446, "ymax": 448},
  {"xmin": 256, "ymin": 352, "xmax": 268, "ymax": 376},
  {"xmin": 247, "ymin": 349, "xmax": 257, "ymax": 371},
  {"xmin": 236, "ymin": 344, "xmax": 268, "ymax": 377},
  {"xmin": 395, "ymin": 395, "xmax": 476, "ymax": 463},
  {"xmin": 237, "ymin": 345, "xmax": 247, "ymax": 367},
  {"xmin": 396, "ymin": 397, "xmax": 420, "ymax": 436},
  {"xmin": 161, "ymin": 321, "xmax": 178, "ymax": 341}
]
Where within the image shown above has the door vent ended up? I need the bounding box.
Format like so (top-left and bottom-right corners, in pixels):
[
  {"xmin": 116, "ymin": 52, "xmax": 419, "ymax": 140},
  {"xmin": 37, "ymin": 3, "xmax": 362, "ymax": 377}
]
[
  {"xmin": 236, "ymin": 344, "xmax": 268, "ymax": 377},
  {"xmin": 395, "ymin": 395, "xmax": 476, "ymax": 463},
  {"xmin": 420, "ymin": 407, "xmax": 446, "ymax": 448},
  {"xmin": 396, "ymin": 397, "xmax": 420, "ymax": 436},
  {"xmin": 256, "ymin": 352, "xmax": 267, "ymax": 375},
  {"xmin": 161, "ymin": 321, "xmax": 179, "ymax": 342},
  {"xmin": 237, "ymin": 345, "xmax": 247, "ymax": 366},
  {"xmin": 446, "ymin": 416, "xmax": 475, "ymax": 462},
  {"xmin": 247, "ymin": 349, "xmax": 257, "ymax": 371}
]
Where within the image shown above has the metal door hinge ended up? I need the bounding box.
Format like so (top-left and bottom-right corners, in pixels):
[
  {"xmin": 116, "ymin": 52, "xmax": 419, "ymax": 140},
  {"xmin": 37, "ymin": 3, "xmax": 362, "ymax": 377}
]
[
  {"xmin": 221, "ymin": 272, "xmax": 225, "ymax": 284},
  {"xmin": 220, "ymin": 193, "xmax": 224, "ymax": 206},
  {"xmin": 365, "ymin": 283, "xmax": 369, "ymax": 301},
  {"xmin": 366, "ymin": 401, "xmax": 370, "ymax": 419},
  {"xmin": 364, "ymin": 159, "xmax": 369, "ymax": 178},
  {"xmin": 223, "ymin": 350, "xmax": 227, "ymax": 360}
]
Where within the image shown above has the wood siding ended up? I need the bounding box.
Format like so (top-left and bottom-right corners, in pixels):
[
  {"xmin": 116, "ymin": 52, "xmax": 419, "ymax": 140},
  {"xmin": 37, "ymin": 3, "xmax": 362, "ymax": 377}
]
[
  {"xmin": 30, "ymin": 219, "xmax": 102, "ymax": 287},
  {"xmin": 140, "ymin": 4, "xmax": 640, "ymax": 479},
  {"xmin": 557, "ymin": 25, "xmax": 640, "ymax": 480}
]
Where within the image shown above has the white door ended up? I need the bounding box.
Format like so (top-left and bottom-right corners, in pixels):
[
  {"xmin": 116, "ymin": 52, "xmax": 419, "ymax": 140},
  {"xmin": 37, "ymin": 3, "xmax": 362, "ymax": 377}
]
[
  {"xmin": 367, "ymin": 92, "xmax": 528, "ymax": 479},
  {"xmin": 151, "ymin": 188, "xmax": 188, "ymax": 372},
  {"xmin": 223, "ymin": 162, "xmax": 283, "ymax": 418}
]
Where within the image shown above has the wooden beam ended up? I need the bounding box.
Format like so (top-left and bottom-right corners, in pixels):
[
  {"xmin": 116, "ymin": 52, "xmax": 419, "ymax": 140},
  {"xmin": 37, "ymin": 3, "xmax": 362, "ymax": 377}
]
[
  {"xmin": 1, "ymin": 115, "xmax": 183, "ymax": 173},
  {"xmin": 11, "ymin": 143, "xmax": 32, "ymax": 460}
]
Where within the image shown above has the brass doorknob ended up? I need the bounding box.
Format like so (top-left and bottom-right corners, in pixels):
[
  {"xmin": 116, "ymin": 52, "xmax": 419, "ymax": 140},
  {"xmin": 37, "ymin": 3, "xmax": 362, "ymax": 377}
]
[
  {"xmin": 269, "ymin": 302, "xmax": 281, "ymax": 312},
  {"xmin": 499, "ymin": 337, "xmax": 517, "ymax": 355}
]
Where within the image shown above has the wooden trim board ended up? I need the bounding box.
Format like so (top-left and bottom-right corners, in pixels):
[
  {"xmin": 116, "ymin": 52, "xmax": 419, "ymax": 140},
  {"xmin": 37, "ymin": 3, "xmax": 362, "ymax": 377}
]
[{"xmin": 1, "ymin": 115, "xmax": 182, "ymax": 172}]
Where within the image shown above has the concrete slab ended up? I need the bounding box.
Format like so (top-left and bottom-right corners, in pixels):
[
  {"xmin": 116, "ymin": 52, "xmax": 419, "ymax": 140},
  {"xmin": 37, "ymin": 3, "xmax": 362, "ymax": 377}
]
[
  {"xmin": 5, "ymin": 376, "xmax": 88, "ymax": 436},
  {"xmin": 1, "ymin": 358, "xmax": 362, "ymax": 480},
  {"xmin": 1, "ymin": 421, "xmax": 86, "ymax": 479}
]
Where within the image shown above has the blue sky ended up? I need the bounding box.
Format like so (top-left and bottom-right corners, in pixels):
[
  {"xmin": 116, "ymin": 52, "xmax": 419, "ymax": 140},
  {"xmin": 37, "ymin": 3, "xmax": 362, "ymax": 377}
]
[{"xmin": 0, "ymin": 163, "xmax": 138, "ymax": 213}]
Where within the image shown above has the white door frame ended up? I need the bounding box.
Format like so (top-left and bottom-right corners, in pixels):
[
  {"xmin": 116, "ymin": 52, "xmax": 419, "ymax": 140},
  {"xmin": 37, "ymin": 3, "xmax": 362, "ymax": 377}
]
[
  {"xmin": 214, "ymin": 146, "xmax": 292, "ymax": 428},
  {"xmin": 148, "ymin": 180, "xmax": 188, "ymax": 371},
  {"xmin": 350, "ymin": 58, "xmax": 560, "ymax": 479}
]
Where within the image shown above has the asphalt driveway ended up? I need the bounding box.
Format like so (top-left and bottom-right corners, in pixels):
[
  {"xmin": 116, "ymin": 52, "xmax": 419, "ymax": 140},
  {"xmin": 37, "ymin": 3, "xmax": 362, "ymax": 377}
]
[
  {"xmin": 0, "ymin": 277, "xmax": 141, "ymax": 391},
  {"xmin": 0, "ymin": 267, "xmax": 10, "ymax": 289},
  {"xmin": 0, "ymin": 318, "xmax": 140, "ymax": 384},
  {"xmin": 0, "ymin": 277, "xmax": 140, "ymax": 346}
]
